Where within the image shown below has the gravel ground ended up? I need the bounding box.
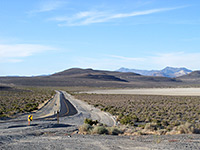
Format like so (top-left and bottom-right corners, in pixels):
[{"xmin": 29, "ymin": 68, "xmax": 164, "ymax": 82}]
[
  {"xmin": 0, "ymin": 91, "xmax": 200, "ymax": 150},
  {"xmin": 1, "ymin": 114, "xmax": 199, "ymax": 150},
  {"xmin": 0, "ymin": 122, "xmax": 200, "ymax": 150}
]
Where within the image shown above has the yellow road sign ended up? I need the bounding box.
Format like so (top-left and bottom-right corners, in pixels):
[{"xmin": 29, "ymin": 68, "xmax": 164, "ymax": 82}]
[{"xmin": 28, "ymin": 115, "xmax": 33, "ymax": 121}]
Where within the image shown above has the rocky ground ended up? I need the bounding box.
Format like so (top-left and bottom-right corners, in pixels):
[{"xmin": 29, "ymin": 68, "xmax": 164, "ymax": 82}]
[
  {"xmin": 0, "ymin": 91, "xmax": 200, "ymax": 150},
  {"xmin": 0, "ymin": 120, "xmax": 200, "ymax": 150}
]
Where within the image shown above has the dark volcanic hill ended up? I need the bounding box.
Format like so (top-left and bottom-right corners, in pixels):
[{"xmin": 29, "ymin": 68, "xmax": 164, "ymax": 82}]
[{"xmin": 0, "ymin": 68, "xmax": 184, "ymax": 88}]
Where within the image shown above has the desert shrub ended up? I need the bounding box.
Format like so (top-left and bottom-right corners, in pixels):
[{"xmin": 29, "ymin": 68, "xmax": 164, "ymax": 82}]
[
  {"xmin": 80, "ymin": 119, "xmax": 123, "ymax": 135},
  {"xmin": 91, "ymin": 126, "xmax": 108, "ymax": 135},
  {"xmin": 79, "ymin": 124, "xmax": 93, "ymax": 134},
  {"xmin": 101, "ymin": 106, "xmax": 114, "ymax": 112},
  {"xmin": 145, "ymin": 123, "xmax": 158, "ymax": 131},
  {"xmin": 120, "ymin": 115, "xmax": 136, "ymax": 125},
  {"xmin": 0, "ymin": 87, "xmax": 55, "ymax": 117},
  {"xmin": 120, "ymin": 116, "xmax": 131, "ymax": 125},
  {"xmin": 74, "ymin": 93, "xmax": 200, "ymax": 133},
  {"xmin": 138, "ymin": 124, "xmax": 145, "ymax": 129},
  {"xmin": 161, "ymin": 120, "xmax": 169, "ymax": 127},
  {"xmin": 117, "ymin": 113, "xmax": 124, "ymax": 121},
  {"xmin": 0, "ymin": 114, "xmax": 7, "ymax": 118},
  {"xmin": 0, "ymin": 110, "xmax": 3, "ymax": 115},
  {"xmin": 94, "ymin": 104, "xmax": 99, "ymax": 107},
  {"xmin": 107, "ymin": 127, "xmax": 122, "ymax": 135},
  {"xmin": 172, "ymin": 121, "xmax": 180, "ymax": 126},
  {"xmin": 174, "ymin": 122, "xmax": 196, "ymax": 134},
  {"xmin": 84, "ymin": 118, "xmax": 98, "ymax": 126},
  {"xmin": 24, "ymin": 103, "xmax": 39, "ymax": 112}
]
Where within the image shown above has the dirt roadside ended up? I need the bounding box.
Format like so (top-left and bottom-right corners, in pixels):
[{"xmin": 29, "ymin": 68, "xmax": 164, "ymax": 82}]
[{"xmin": 62, "ymin": 91, "xmax": 116, "ymax": 126}]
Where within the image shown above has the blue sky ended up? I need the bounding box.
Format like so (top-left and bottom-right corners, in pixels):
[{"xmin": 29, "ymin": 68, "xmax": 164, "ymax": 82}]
[{"xmin": 0, "ymin": 0, "xmax": 200, "ymax": 76}]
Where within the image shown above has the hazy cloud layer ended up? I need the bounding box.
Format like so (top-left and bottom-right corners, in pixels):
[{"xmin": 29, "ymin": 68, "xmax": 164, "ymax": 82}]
[
  {"xmin": 50, "ymin": 6, "xmax": 186, "ymax": 26},
  {"xmin": 151, "ymin": 52, "xmax": 200, "ymax": 69},
  {"xmin": 29, "ymin": 0, "xmax": 66, "ymax": 14},
  {"xmin": 0, "ymin": 44, "xmax": 56, "ymax": 63},
  {"xmin": 74, "ymin": 52, "xmax": 200, "ymax": 70}
]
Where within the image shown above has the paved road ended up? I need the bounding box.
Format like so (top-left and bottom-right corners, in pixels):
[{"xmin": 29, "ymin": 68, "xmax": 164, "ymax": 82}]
[
  {"xmin": 61, "ymin": 91, "xmax": 116, "ymax": 127},
  {"xmin": 59, "ymin": 92, "xmax": 78, "ymax": 117},
  {"xmin": 34, "ymin": 91, "xmax": 78, "ymax": 118},
  {"xmin": 34, "ymin": 90, "xmax": 78, "ymax": 119},
  {"xmin": 0, "ymin": 91, "xmax": 115, "ymax": 127}
]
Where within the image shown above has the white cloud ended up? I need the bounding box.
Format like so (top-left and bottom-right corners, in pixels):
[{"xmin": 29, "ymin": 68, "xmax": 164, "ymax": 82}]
[
  {"xmin": 51, "ymin": 6, "xmax": 186, "ymax": 26},
  {"xmin": 0, "ymin": 44, "xmax": 56, "ymax": 63},
  {"xmin": 30, "ymin": 0, "xmax": 66, "ymax": 14}
]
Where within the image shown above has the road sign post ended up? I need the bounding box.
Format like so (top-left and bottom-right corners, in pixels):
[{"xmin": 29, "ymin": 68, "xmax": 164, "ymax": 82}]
[
  {"xmin": 28, "ymin": 115, "xmax": 33, "ymax": 125},
  {"xmin": 57, "ymin": 111, "xmax": 59, "ymax": 124}
]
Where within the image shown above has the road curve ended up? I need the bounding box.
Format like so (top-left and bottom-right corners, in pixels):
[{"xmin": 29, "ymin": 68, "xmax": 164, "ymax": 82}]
[
  {"xmin": 59, "ymin": 91, "xmax": 78, "ymax": 117},
  {"xmin": 0, "ymin": 91, "xmax": 116, "ymax": 127},
  {"xmin": 0, "ymin": 91, "xmax": 78, "ymax": 123},
  {"xmin": 62, "ymin": 91, "xmax": 116, "ymax": 127},
  {"xmin": 28, "ymin": 91, "xmax": 78, "ymax": 119}
]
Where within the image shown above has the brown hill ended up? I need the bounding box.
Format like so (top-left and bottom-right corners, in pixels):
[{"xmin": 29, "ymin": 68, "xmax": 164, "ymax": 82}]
[
  {"xmin": 52, "ymin": 68, "xmax": 140, "ymax": 77},
  {"xmin": 177, "ymin": 71, "xmax": 200, "ymax": 83},
  {"xmin": 0, "ymin": 68, "xmax": 182, "ymax": 88},
  {"xmin": 179, "ymin": 71, "xmax": 200, "ymax": 79},
  {"xmin": 52, "ymin": 68, "xmax": 98, "ymax": 76}
]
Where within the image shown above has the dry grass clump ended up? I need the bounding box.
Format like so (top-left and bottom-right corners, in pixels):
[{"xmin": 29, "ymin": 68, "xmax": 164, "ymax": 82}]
[
  {"xmin": 74, "ymin": 93, "xmax": 200, "ymax": 134},
  {"xmin": 107, "ymin": 127, "xmax": 122, "ymax": 135}
]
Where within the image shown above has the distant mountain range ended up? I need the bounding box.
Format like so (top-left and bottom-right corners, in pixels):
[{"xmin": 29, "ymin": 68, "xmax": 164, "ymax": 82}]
[
  {"xmin": 117, "ymin": 67, "xmax": 192, "ymax": 78},
  {"xmin": 0, "ymin": 68, "xmax": 182, "ymax": 88},
  {"xmin": 1, "ymin": 67, "xmax": 200, "ymax": 88}
]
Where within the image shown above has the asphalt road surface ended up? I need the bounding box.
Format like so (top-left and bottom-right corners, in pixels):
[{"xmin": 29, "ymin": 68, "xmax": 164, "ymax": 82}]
[{"xmin": 59, "ymin": 92, "xmax": 78, "ymax": 117}]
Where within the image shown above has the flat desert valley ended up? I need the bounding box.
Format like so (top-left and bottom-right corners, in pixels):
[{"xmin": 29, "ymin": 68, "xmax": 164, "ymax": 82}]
[{"xmin": 86, "ymin": 88, "xmax": 200, "ymax": 96}]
